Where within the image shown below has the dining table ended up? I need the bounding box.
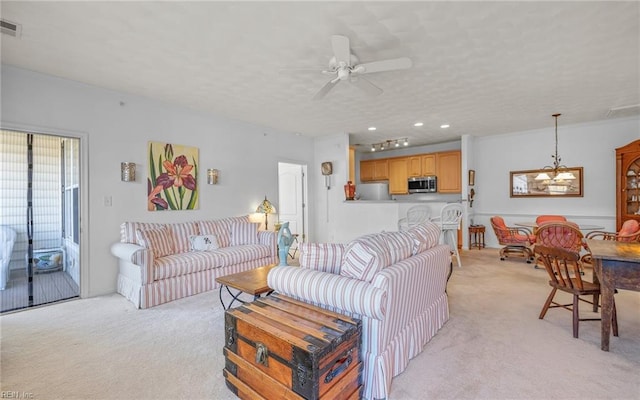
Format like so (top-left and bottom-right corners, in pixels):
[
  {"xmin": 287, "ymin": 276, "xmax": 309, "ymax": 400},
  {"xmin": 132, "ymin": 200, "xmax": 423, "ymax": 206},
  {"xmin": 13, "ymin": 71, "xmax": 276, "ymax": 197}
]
[{"xmin": 586, "ymin": 239, "xmax": 640, "ymax": 351}]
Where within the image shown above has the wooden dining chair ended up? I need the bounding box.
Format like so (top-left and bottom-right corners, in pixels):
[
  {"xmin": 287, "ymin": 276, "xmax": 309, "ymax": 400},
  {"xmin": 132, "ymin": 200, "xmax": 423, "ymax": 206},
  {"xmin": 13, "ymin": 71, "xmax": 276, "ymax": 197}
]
[
  {"xmin": 534, "ymin": 221, "xmax": 589, "ymax": 270},
  {"xmin": 535, "ymin": 222, "xmax": 584, "ymax": 251},
  {"xmin": 535, "ymin": 245, "xmax": 618, "ymax": 339}
]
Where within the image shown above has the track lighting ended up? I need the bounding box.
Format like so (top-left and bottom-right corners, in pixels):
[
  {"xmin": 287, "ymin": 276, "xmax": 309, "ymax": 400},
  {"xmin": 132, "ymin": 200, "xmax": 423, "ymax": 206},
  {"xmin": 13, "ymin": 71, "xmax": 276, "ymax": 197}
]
[{"xmin": 369, "ymin": 138, "xmax": 409, "ymax": 152}]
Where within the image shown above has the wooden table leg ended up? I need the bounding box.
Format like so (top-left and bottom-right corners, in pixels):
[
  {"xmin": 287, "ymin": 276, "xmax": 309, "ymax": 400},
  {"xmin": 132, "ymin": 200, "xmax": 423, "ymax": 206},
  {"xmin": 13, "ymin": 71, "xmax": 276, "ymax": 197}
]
[{"xmin": 594, "ymin": 258, "xmax": 612, "ymax": 351}]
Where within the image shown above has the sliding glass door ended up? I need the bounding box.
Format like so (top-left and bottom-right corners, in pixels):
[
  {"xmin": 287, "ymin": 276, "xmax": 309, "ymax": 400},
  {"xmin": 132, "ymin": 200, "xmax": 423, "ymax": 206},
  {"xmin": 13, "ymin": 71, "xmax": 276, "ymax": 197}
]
[{"xmin": 0, "ymin": 129, "xmax": 81, "ymax": 312}]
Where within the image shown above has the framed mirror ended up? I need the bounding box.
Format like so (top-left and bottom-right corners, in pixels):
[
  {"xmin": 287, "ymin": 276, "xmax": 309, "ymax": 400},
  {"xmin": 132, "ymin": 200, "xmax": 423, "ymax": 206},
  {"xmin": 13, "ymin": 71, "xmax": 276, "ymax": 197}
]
[{"xmin": 510, "ymin": 167, "xmax": 583, "ymax": 197}]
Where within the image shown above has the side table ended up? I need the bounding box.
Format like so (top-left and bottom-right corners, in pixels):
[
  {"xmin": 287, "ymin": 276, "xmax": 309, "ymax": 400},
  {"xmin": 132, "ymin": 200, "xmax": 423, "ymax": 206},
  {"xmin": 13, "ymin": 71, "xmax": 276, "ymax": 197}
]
[
  {"xmin": 215, "ymin": 264, "xmax": 276, "ymax": 310},
  {"xmin": 469, "ymin": 225, "xmax": 486, "ymax": 250}
]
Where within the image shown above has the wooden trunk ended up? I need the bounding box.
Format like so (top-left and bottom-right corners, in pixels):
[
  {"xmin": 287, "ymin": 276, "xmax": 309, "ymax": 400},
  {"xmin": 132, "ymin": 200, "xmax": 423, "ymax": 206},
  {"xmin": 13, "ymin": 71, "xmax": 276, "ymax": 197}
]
[{"xmin": 223, "ymin": 293, "xmax": 362, "ymax": 400}]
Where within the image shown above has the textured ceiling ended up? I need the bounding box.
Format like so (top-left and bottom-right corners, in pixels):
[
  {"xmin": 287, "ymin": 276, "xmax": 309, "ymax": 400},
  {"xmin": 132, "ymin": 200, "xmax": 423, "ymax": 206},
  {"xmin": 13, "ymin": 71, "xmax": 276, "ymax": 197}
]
[{"xmin": 1, "ymin": 1, "xmax": 638, "ymax": 152}]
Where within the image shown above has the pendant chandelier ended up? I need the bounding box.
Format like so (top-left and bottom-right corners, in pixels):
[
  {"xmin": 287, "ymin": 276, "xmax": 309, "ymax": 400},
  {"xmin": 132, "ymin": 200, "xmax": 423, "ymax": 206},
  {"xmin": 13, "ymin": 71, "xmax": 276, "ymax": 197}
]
[{"xmin": 535, "ymin": 113, "xmax": 576, "ymax": 182}]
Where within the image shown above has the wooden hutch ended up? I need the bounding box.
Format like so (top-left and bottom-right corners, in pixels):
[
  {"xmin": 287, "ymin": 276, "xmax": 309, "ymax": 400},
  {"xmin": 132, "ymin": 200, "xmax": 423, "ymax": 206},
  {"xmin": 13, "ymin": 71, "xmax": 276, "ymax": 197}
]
[{"xmin": 616, "ymin": 139, "xmax": 640, "ymax": 231}]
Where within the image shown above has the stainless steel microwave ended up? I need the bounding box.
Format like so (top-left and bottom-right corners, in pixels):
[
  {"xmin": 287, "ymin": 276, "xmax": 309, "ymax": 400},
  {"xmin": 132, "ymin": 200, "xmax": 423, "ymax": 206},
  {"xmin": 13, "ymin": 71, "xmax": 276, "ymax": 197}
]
[{"xmin": 408, "ymin": 176, "xmax": 437, "ymax": 193}]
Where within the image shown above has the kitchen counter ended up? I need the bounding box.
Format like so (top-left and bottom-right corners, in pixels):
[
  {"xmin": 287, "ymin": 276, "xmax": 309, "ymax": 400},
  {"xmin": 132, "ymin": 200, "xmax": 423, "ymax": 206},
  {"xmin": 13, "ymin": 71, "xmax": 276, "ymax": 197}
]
[
  {"xmin": 345, "ymin": 199, "xmax": 462, "ymax": 204},
  {"xmin": 331, "ymin": 199, "xmax": 464, "ymax": 243}
]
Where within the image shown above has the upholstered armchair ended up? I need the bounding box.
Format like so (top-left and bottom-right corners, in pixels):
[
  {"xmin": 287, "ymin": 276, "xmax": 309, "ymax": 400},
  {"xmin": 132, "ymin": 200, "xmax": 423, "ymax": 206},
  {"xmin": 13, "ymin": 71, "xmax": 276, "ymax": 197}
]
[
  {"xmin": 586, "ymin": 220, "xmax": 640, "ymax": 242},
  {"xmin": 581, "ymin": 220, "xmax": 640, "ymax": 265},
  {"xmin": 490, "ymin": 216, "xmax": 535, "ymax": 263},
  {"xmin": 535, "ymin": 215, "xmax": 567, "ymax": 225}
]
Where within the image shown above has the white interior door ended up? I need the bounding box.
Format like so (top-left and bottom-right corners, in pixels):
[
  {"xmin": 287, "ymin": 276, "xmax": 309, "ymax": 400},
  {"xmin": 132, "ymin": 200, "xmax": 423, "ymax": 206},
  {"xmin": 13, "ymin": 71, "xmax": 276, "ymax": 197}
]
[{"xmin": 278, "ymin": 162, "xmax": 307, "ymax": 241}]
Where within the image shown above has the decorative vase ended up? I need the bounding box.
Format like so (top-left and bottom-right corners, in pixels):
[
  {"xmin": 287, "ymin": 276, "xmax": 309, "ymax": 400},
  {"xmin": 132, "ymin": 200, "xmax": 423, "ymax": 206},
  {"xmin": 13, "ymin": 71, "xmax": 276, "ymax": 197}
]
[{"xmin": 344, "ymin": 181, "xmax": 356, "ymax": 200}]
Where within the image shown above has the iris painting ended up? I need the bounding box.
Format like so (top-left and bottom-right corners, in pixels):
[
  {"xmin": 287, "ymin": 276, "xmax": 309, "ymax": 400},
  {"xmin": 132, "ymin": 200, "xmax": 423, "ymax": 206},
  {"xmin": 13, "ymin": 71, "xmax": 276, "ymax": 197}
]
[{"xmin": 147, "ymin": 141, "xmax": 199, "ymax": 211}]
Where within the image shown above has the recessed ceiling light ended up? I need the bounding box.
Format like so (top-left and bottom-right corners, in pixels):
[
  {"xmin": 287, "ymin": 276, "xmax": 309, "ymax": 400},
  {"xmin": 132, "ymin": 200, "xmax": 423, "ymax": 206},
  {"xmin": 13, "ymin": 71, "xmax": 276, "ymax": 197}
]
[
  {"xmin": 368, "ymin": 127, "xmax": 376, "ymax": 131},
  {"xmin": 414, "ymin": 122, "xmax": 424, "ymax": 127},
  {"xmin": 440, "ymin": 124, "xmax": 450, "ymax": 129}
]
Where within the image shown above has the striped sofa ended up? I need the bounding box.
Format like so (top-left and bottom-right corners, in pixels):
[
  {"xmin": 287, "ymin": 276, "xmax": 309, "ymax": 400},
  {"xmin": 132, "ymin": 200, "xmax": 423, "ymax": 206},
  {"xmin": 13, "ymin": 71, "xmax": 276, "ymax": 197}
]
[
  {"xmin": 111, "ymin": 215, "xmax": 278, "ymax": 309},
  {"xmin": 268, "ymin": 222, "xmax": 450, "ymax": 400}
]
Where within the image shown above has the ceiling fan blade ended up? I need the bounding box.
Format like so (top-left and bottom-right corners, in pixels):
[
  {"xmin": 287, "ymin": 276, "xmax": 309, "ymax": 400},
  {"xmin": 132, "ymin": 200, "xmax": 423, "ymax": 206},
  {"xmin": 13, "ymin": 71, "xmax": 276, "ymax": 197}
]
[
  {"xmin": 331, "ymin": 35, "xmax": 351, "ymax": 66},
  {"xmin": 356, "ymin": 57, "xmax": 413, "ymax": 74},
  {"xmin": 313, "ymin": 79, "xmax": 339, "ymax": 101},
  {"xmin": 350, "ymin": 76, "xmax": 383, "ymax": 97}
]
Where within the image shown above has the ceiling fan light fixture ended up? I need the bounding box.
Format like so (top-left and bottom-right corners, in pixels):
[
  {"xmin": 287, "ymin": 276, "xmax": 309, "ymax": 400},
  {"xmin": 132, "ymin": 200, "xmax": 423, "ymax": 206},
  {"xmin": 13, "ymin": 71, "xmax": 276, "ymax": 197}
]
[{"xmin": 312, "ymin": 35, "xmax": 412, "ymax": 100}]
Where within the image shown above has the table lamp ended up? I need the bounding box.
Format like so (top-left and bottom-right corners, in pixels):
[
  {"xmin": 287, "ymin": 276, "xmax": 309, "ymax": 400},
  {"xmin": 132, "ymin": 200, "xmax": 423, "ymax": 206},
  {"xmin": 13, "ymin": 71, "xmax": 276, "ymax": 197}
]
[{"xmin": 256, "ymin": 196, "xmax": 276, "ymax": 230}]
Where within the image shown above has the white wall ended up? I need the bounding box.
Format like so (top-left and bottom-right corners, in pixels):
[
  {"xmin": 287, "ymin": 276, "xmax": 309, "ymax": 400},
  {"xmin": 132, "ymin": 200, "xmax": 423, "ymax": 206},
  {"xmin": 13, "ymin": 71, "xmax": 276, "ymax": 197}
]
[
  {"xmin": 472, "ymin": 117, "xmax": 639, "ymax": 248},
  {"xmin": 1, "ymin": 66, "xmax": 315, "ymax": 297},
  {"xmin": 313, "ymin": 134, "xmax": 399, "ymax": 243}
]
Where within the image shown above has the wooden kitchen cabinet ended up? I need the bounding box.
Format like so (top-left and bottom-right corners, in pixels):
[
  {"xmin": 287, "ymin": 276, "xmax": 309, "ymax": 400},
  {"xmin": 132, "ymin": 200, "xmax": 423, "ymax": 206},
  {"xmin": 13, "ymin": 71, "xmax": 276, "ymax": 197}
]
[
  {"xmin": 360, "ymin": 160, "xmax": 375, "ymax": 181},
  {"xmin": 360, "ymin": 159, "xmax": 389, "ymax": 182},
  {"xmin": 616, "ymin": 139, "xmax": 640, "ymax": 231},
  {"xmin": 348, "ymin": 146, "xmax": 356, "ymax": 183},
  {"xmin": 407, "ymin": 156, "xmax": 422, "ymax": 177},
  {"xmin": 436, "ymin": 151, "xmax": 461, "ymax": 193},
  {"xmin": 421, "ymin": 155, "xmax": 436, "ymax": 176},
  {"xmin": 408, "ymin": 154, "xmax": 436, "ymax": 177},
  {"xmin": 388, "ymin": 157, "xmax": 409, "ymax": 194},
  {"xmin": 374, "ymin": 159, "xmax": 389, "ymax": 180}
]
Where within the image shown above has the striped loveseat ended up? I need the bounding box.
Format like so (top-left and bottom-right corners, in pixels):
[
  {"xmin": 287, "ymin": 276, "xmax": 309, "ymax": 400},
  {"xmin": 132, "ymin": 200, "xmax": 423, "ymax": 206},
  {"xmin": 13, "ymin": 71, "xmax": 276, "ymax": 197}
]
[
  {"xmin": 111, "ymin": 215, "xmax": 277, "ymax": 309},
  {"xmin": 267, "ymin": 222, "xmax": 450, "ymax": 400}
]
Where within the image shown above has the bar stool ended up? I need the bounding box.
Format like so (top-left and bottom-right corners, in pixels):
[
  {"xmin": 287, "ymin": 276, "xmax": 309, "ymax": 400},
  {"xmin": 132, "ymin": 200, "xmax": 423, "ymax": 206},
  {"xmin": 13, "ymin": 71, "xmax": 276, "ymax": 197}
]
[{"xmin": 432, "ymin": 203, "xmax": 464, "ymax": 267}]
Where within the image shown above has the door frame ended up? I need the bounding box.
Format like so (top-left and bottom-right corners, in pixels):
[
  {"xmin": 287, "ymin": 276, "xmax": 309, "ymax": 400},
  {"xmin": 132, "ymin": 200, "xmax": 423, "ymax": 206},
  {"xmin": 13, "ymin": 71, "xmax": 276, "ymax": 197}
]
[
  {"xmin": 277, "ymin": 161, "xmax": 309, "ymax": 243},
  {"xmin": 2, "ymin": 122, "xmax": 89, "ymax": 298}
]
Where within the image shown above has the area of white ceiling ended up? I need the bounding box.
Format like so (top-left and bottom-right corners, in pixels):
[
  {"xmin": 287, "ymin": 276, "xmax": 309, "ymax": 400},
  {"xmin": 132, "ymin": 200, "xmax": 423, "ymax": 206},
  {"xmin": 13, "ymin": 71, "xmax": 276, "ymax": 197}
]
[{"xmin": 1, "ymin": 2, "xmax": 638, "ymax": 152}]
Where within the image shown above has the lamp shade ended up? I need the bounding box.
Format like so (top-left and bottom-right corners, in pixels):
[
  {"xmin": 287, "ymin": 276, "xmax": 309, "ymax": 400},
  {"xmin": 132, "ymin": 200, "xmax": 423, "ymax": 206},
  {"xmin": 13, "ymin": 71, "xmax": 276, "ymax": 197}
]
[
  {"xmin": 256, "ymin": 196, "xmax": 276, "ymax": 215},
  {"xmin": 256, "ymin": 196, "xmax": 276, "ymax": 230}
]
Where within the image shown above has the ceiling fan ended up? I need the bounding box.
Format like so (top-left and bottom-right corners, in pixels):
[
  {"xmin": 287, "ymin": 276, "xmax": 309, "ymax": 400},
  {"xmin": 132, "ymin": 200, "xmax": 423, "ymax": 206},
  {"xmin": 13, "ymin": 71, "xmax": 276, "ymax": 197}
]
[{"xmin": 313, "ymin": 35, "xmax": 413, "ymax": 101}]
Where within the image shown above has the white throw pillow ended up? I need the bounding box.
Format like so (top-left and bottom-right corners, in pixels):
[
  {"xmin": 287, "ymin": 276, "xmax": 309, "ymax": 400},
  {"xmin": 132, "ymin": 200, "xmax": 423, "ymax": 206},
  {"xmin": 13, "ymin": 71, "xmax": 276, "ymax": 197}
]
[{"xmin": 189, "ymin": 234, "xmax": 220, "ymax": 251}]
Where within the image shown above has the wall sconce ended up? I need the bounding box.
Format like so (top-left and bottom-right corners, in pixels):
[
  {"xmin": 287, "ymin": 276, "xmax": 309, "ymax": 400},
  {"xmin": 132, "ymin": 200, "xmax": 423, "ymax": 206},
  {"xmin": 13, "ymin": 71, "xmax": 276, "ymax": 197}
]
[
  {"xmin": 121, "ymin": 162, "xmax": 136, "ymax": 182},
  {"xmin": 207, "ymin": 169, "xmax": 219, "ymax": 185}
]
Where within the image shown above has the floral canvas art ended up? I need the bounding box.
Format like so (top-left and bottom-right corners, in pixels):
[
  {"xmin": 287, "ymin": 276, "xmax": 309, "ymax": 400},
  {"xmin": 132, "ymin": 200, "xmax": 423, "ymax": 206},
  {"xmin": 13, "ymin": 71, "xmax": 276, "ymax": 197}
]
[{"xmin": 147, "ymin": 141, "xmax": 199, "ymax": 211}]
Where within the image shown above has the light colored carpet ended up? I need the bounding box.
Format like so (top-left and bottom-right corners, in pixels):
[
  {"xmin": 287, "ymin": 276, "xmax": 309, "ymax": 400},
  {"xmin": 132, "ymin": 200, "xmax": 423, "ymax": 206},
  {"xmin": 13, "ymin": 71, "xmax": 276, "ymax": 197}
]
[{"xmin": 1, "ymin": 249, "xmax": 639, "ymax": 400}]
